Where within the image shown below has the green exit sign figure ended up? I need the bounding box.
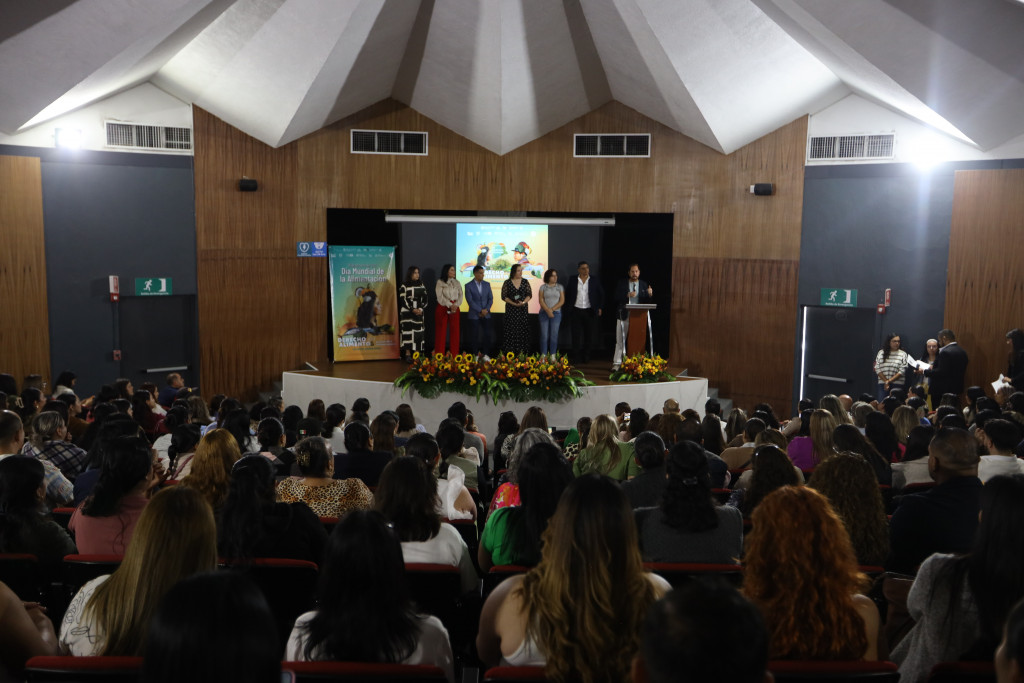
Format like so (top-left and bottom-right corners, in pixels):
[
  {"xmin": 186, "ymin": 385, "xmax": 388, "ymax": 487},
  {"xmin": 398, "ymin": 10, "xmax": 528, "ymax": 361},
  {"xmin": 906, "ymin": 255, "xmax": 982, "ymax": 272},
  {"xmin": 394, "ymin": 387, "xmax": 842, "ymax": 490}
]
[
  {"xmin": 135, "ymin": 278, "xmax": 173, "ymax": 296},
  {"xmin": 820, "ymin": 288, "xmax": 857, "ymax": 307}
]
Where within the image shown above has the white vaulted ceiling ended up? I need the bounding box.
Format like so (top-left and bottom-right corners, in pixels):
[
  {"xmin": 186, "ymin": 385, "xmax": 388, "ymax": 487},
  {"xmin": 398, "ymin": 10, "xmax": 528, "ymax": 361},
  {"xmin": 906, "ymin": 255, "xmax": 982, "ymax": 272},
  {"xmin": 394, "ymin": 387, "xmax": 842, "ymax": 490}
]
[{"xmin": 1, "ymin": 0, "xmax": 1022, "ymax": 155}]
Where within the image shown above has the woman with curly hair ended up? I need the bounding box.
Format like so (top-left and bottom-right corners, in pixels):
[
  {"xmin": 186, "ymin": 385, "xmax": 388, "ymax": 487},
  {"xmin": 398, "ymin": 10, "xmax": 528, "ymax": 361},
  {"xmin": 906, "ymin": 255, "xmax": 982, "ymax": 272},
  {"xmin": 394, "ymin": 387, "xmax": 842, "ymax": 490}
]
[
  {"xmin": 477, "ymin": 474, "xmax": 669, "ymax": 682},
  {"xmin": 572, "ymin": 414, "xmax": 638, "ymax": 481},
  {"xmin": 743, "ymin": 486, "xmax": 881, "ymax": 661},
  {"xmin": 180, "ymin": 428, "xmax": 241, "ymax": 510},
  {"xmin": 635, "ymin": 440, "xmax": 742, "ymax": 564},
  {"xmin": 808, "ymin": 452, "xmax": 890, "ymax": 566},
  {"xmin": 833, "ymin": 424, "xmax": 892, "ymax": 486},
  {"xmin": 727, "ymin": 445, "xmax": 800, "ymax": 518}
]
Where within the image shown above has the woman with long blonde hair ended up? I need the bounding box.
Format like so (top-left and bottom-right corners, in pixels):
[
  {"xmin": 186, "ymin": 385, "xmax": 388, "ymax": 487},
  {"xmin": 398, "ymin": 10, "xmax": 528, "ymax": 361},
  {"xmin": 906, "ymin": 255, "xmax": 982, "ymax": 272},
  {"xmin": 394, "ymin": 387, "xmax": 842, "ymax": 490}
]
[
  {"xmin": 743, "ymin": 486, "xmax": 881, "ymax": 661},
  {"xmin": 572, "ymin": 414, "xmax": 637, "ymax": 481},
  {"xmin": 477, "ymin": 474, "xmax": 669, "ymax": 682},
  {"xmin": 806, "ymin": 409, "xmax": 839, "ymax": 467},
  {"xmin": 181, "ymin": 428, "xmax": 240, "ymax": 509},
  {"xmin": 59, "ymin": 485, "xmax": 218, "ymax": 656}
]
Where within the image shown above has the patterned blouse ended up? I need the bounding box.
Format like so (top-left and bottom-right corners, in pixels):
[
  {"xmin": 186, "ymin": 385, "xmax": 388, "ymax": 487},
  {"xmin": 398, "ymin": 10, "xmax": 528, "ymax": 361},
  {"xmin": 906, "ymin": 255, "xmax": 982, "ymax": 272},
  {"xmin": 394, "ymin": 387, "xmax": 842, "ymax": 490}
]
[{"xmin": 275, "ymin": 478, "xmax": 373, "ymax": 518}]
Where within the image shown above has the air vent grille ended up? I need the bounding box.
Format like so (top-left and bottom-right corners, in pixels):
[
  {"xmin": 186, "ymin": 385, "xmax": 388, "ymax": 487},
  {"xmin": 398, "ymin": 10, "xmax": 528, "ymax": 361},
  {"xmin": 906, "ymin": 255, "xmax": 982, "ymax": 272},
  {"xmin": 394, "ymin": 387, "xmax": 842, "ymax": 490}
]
[
  {"xmin": 351, "ymin": 129, "xmax": 428, "ymax": 155},
  {"xmin": 575, "ymin": 134, "xmax": 650, "ymax": 158},
  {"xmin": 105, "ymin": 121, "xmax": 192, "ymax": 152},
  {"xmin": 808, "ymin": 133, "xmax": 895, "ymax": 161}
]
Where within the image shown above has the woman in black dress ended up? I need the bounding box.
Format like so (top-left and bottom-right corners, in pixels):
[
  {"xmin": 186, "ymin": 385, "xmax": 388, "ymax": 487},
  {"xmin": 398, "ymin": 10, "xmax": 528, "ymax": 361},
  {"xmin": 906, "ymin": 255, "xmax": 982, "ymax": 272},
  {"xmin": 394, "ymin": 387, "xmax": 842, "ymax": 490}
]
[
  {"xmin": 398, "ymin": 266, "xmax": 428, "ymax": 363},
  {"xmin": 501, "ymin": 264, "xmax": 532, "ymax": 354}
]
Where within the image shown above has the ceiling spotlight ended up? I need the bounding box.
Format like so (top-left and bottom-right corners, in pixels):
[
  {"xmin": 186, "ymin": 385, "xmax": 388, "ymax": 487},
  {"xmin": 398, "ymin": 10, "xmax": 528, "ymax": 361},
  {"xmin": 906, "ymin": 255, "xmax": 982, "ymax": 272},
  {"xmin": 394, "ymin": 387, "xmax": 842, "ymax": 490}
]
[{"xmin": 55, "ymin": 128, "xmax": 83, "ymax": 149}]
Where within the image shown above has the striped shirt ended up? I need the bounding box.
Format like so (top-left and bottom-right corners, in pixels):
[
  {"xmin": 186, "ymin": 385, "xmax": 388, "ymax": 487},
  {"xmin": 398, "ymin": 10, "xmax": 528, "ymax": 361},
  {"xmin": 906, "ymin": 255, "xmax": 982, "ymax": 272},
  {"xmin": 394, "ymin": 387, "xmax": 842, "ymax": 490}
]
[{"xmin": 874, "ymin": 349, "xmax": 915, "ymax": 383}]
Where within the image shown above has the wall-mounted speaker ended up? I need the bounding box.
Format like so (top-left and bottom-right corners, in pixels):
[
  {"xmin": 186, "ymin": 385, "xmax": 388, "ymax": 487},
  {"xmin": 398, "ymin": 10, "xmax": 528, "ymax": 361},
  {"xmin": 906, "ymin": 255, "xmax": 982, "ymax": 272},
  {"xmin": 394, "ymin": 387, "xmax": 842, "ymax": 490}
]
[
  {"xmin": 238, "ymin": 178, "xmax": 258, "ymax": 192},
  {"xmin": 750, "ymin": 183, "xmax": 774, "ymax": 196}
]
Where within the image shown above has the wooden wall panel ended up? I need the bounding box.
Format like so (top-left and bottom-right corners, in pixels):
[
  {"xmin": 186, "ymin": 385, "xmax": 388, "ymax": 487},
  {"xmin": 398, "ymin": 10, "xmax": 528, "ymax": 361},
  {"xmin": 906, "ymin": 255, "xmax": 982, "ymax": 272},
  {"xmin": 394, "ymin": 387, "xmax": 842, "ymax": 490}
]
[
  {"xmin": 671, "ymin": 257, "xmax": 800, "ymax": 412},
  {"xmin": 193, "ymin": 110, "xmax": 327, "ymax": 399},
  {"xmin": 945, "ymin": 169, "xmax": 1024, "ymax": 393},
  {"xmin": 195, "ymin": 102, "xmax": 807, "ymax": 407},
  {"xmin": 0, "ymin": 155, "xmax": 51, "ymax": 389}
]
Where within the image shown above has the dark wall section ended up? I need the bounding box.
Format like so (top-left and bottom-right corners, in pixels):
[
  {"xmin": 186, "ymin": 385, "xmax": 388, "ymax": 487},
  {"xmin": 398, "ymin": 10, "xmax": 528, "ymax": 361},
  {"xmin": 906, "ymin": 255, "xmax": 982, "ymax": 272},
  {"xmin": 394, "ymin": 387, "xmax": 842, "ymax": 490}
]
[
  {"xmin": 15, "ymin": 146, "xmax": 198, "ymax": 398},
  {"xmin": 792, "ymin": 159, "xmax": 1023, "ymax": 409}
]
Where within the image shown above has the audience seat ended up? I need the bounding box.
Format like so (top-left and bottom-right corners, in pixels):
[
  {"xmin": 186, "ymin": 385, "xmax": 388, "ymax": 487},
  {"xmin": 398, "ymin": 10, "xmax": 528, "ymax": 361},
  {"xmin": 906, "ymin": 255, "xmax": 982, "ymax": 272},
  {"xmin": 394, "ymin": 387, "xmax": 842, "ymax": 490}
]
[
  {"xmin": 220, "ymin": 558, "xmax": 319, "ymax": 657},
  {"xmin": 482, "ymin": 565, "xmax": 531, "ymax": 599},
  {"xmin": 62, "ymin": 554, "xmax": 123, "ymax": 593},
  {"xmin": 23, "ymin": 656, "xmax": 142, "ymax": 682},
  {"xmin": 285, "ymin": 661, "xmax": 448, "ymax": 682},
  {"xmin": 643, "ymin": 562, "xmax": 743, "ymax": 589},
  {"xmin": 0, "ymin": 553, "xmax": 42, "ymax": 602},
  {"xmin": 767, "ymin": 660, "xmax": 899, "ymax": 682},
  {"xmin": 482, "ymin": 666, "xmax": 550, "ymax": 682},
  {"xmin": 927, "ymin": 661, "xmax": 996, "ymax": 682},
  {"xmin": 50, "ymin": 508, "xmax": 76, "ymax": 532},
  {"xmin": 319, "ymin": 516, "xmax": 339, "ymax": 535},
  {"xmin": 405, "ymin": 563, "xmax": 474, "ymax": 655}
]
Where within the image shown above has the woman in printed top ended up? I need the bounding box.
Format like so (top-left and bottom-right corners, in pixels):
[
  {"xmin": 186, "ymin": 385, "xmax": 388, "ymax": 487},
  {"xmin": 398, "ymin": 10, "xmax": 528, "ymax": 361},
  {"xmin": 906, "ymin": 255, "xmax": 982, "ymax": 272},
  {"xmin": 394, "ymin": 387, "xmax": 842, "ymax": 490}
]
[
  {"xmin": 399, "ymin": 266, "xmax": 429, "ymax": 364},
  {"xmin": 275, "ymin": 436, "xmax": 373, "ymax": 519}
]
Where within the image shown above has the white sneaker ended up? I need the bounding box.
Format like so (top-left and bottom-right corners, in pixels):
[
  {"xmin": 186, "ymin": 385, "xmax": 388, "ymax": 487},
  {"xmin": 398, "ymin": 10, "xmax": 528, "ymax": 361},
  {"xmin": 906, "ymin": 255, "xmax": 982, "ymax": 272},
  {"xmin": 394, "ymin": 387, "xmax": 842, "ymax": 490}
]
[
  {"xmin": 482, "ymin": 355, "xmax": 491, "ymax": 363},
  {"xmin": 549, "ymin": 353, "xmax": 556, "ymax": 361}
]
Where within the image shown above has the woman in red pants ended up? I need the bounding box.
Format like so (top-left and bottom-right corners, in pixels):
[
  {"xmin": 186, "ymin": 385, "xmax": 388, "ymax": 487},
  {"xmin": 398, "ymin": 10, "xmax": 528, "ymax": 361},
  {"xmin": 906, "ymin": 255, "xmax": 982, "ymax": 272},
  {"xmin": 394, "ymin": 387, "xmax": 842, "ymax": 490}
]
[{"xmin": 434, "ymin": 263, "xmax": 462, "ymax": 354}]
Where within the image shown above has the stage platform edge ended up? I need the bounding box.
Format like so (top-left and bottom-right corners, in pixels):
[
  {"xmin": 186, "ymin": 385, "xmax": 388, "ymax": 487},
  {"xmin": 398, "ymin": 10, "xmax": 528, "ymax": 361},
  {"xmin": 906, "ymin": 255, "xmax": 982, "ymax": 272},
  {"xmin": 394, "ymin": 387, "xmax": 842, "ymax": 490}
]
[{"xmin": 282, "ymin": 364, "xmax": 708, "ymax": 439}]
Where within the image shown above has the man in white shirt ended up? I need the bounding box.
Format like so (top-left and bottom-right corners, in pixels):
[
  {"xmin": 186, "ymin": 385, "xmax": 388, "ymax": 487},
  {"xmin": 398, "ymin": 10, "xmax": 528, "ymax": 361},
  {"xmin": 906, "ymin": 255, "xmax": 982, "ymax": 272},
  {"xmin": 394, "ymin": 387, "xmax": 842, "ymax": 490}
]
[
  {"xmin": 565, "ymin": 261, "xmax": 604, "ymax": 364},
  {"xmin": 977, "ymin": 418, "xmax": 1024, "ymax": 482}
]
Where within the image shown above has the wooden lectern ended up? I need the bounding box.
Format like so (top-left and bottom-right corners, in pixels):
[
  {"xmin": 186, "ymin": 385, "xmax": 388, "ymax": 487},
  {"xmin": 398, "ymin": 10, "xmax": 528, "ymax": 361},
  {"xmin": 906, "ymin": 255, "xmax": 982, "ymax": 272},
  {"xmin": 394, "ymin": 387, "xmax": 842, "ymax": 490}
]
[{"xmin": 624, "ymin": 303, "xmax": 656, "ymax": 356}]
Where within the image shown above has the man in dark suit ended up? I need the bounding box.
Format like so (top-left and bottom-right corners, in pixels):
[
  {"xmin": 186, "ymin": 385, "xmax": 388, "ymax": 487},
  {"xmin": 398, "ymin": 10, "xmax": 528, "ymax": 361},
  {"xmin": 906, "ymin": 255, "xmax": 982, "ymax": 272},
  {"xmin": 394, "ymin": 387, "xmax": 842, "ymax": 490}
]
[
  {"xmin": 612, "ymin": 263, "xmax": 653, "ymax": 370},
  {"xmin": 564, "ymin": 261, "xmax": 604, "ymax": 364},
  {"xmin": 924, "ymin": 328, "xmax": 969, "ymax": 406}
]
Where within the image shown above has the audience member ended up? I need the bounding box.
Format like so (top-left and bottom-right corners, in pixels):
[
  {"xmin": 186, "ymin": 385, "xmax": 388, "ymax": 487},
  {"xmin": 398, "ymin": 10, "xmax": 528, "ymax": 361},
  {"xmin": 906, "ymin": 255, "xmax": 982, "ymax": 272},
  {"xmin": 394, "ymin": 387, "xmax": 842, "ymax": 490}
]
[
  {"xmin": 865, "ymin": 411, "xmax": 903, "ymax": 463},
  {"xmin": 334, "ymin": 422, "xmax": 391, "ymax": 487},
  {"xmin": 492, "ymin": 411, "xmax": 519, "ymax": 473},
  {"xmin": 404, "ymin": 432, "xmax": 475, "ymax": 521},
  {"xmin": 395, "ymin": 404, "xmax": 422, "ymax": 441},
  {"xmin": 71, "ymin": 436, "xmax": 156, "ymax": 554},
  {"xmin": 0, "ymin": 456, "xmax": 76, "ymax": 578},
  {"xmin": 675, "ymin": 417, "xmax": 730, "ymax": 488},
  {"xmin": 635, "ymin": 441, "xmax": 742, "ymax": 564},
  {"xmin": 833, "ymin": 424, "xmax": 892, "ymax": 485},
  {"xmin": 996, "ymin": 598, "xmax": 1024, "ymax": 683},
  {"xmin": 499, "ymin": 406, "xmax": 547, "ymax": 466},
  {"xmin": 891, "ymin": 425, "xmax": 936, "ymax": 489},
  {"xmin": 744, "ymin": 486, "xmax": 881, "ymax": 660},
  {"xmin": 436, "ymin": 419, "xmax": 480, "ymax": 489},
  {"xmin": 369, "ymin": 413, "xmax": 402, "ymax": 457},
  {"xmin": 447, "ymin": 401, "xmax": 485, "ymax": 459},
  {"xmin": 620, "ymin": 431, "xmax": 667, "ymax": 509},
  {"xmin": 180, "ymin": 428, "xmax": 241, "ymax": 510},
  {"xmin": 141, "ymin": 571, "xmax": 279, "ymax": 683},
  {"xmin": 0, "ymin": 580, "xmax": 58, "ymax": 678},
  {"xmin": 700, "ymin": 413, "xmax": 726, "ymax": 455},
  {"xmin": 820, "ymin": 394, "xmax": 853, "ymax": 425},
  {"xmin": 374, "ymin": 457, "xmax": 477, "ymax": 593},
  {"xmin": 573, "ymin": 414, "xmax": 638, "ymax": 481},
  {"xmin": 479, "ymin": 442, "xmax": 572, "ymax": 572},
  {"xmin": 886, "ymin": 428, "xmax": 981, "ymax": 575},
  {"xmin": 21, "ymin": 411, "xmax": 88, "ymax": 481},
  {"xmin": 978, "ymin": 419, "xmax": 1024, "ymax": 482},
  {"xmin": 218, "ymin": 455, "xmax": 326, "ymax": 565},
  {"xmin": 724, "ymin": 408, "xmax": 748, "ymax": 446},
  {"xmin": 167, "ymin": 424, "xmax": 202, "ymax": 480},
  {"xmin": 276, "ymin": 436, "xmax": 372, "ymax": 519},
  {"xmin": 489, "ymin": 428, "xmax": 555, "ymax": 513},
  {"xmin": 808, "ymin": 452, "xmax": 890, "ymax": 566},
  {"xmin": 1, "ymin": 410, "xmax": 73, "ymax": 506},
  {"xmin": 727, "ymin": 445, "xmax": 799, "ymax": 518},
  {"xmin": 719, "ymin": 416, "xmax": 764, "ymax": 469},
  {"xmin": 324, "ymin": 403, "xmax": 346, "ymax": 453},
  {"xmin": 893, "ymin": 474, "xmax": 1024, "ymax": 683},
  {"xmin": 636, "ymin": 579, "xmax": 769, "ymax": 683},
  {"xmin": 59, "ymin": 486, "xmax": 217, "ymax": 655},
  {"xmin": 477, "ymin": 474, "xmax": 669, "ymax": 680},
  {"xmin": 253, "ymin": 416, "xmax": 296, "ymax": 476},
  {"xmin": 285, "ymin": 510, "xmax": 454, "ymax": 681}
]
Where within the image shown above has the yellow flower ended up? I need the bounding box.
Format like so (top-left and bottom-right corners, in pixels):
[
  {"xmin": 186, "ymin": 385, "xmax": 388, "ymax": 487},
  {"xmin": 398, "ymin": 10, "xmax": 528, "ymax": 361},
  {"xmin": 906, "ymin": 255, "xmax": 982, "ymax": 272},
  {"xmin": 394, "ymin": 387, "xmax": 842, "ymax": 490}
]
[
  {"xmin": 469, "ymin": 377, "xmax": 476, "ymax": 385},
  {"xmin": 506, "ymin": 351, "xmax": 515, "ymax": 360},
  {"xmin": 413, "ymin": 351, "xmax": 420, "ymax": 359}
]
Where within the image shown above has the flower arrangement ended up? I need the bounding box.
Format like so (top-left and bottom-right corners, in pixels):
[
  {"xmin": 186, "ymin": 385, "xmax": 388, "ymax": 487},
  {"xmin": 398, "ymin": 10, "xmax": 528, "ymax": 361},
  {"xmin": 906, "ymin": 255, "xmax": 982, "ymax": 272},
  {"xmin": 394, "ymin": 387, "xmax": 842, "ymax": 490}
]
[
  {"xmin": 609, "ymin": 354, "xmax": 675, "ymax": 383},
  {"xmin": 394, "ymin": 351, "xmax": 593, "ymax": 404}
]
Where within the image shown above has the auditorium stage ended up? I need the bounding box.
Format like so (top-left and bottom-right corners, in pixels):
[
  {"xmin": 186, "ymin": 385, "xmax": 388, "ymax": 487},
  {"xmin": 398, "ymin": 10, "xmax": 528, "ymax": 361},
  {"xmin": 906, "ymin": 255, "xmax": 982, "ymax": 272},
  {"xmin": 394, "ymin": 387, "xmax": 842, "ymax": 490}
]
[{"xmin": 282, "ymin": 360, "xmax": 708, "ymax": 438}]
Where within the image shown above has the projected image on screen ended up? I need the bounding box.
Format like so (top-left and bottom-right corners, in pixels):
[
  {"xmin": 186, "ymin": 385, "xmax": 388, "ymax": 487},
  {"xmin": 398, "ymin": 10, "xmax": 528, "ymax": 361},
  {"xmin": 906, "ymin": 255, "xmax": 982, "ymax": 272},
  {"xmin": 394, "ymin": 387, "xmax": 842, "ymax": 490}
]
[{"xmin": 457, "ymin": 223, "xmax": 548, "ymax": 314}]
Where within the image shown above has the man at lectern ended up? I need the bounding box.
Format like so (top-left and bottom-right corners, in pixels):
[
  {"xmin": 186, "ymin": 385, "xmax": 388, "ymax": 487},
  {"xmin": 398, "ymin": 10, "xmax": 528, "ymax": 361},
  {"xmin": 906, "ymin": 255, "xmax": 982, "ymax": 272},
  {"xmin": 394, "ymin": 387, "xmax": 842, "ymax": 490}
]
[{"xmin": 612, "ymin": 263, "xmax": 653, "ymax": 371}]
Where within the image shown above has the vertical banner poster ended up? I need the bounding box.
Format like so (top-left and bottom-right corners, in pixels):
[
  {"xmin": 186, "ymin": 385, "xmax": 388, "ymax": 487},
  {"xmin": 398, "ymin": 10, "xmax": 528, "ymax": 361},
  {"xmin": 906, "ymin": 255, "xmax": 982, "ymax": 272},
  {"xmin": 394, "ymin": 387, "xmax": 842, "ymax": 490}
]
[{"xmin": 329, "ymin": 246, "xmax": 399, "ymax": 361}]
